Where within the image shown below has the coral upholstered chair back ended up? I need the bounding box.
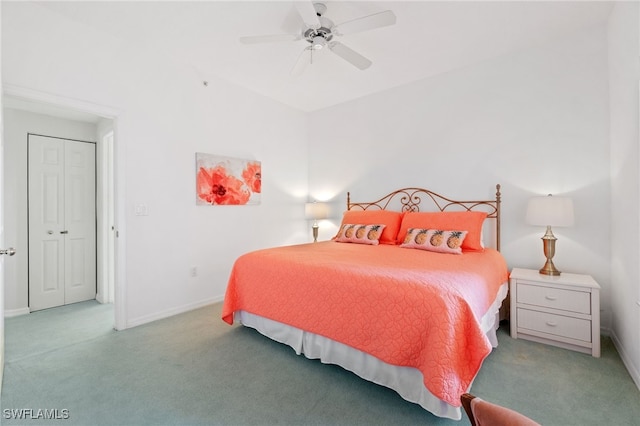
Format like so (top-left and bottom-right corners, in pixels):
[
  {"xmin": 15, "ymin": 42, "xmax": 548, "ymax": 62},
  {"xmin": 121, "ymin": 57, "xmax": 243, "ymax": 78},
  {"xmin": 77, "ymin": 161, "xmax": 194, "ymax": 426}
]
[{"xmin": 461, "ymin": 393, "xmax": 540, "ymax": 426}]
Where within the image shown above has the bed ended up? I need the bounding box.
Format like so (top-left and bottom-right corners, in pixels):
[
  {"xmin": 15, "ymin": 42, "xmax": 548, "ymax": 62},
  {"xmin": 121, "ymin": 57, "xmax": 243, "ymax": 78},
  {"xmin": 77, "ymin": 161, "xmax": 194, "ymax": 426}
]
[{"xmin": 222, "ymin": 185, "xmax": 509, "ymax": 420}]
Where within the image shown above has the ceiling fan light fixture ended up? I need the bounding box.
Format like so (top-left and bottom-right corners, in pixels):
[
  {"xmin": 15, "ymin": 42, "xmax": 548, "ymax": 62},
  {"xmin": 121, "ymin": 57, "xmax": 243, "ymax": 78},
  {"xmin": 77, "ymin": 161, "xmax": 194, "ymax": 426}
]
[
  {"xmin": 240, "ymin": 1, "xmax": 396, "ymax": 75},
  {"xmin": 312, "ymin": 36, "xmax": 326, "ymax": 50}
]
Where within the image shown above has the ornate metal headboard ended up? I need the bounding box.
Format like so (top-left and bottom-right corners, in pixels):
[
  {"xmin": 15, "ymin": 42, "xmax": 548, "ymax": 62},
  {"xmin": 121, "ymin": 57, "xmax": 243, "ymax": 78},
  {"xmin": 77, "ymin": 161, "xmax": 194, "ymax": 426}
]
[{"xmin": 347, "ymin": 184, "xmax": 502, "ymax": 251}]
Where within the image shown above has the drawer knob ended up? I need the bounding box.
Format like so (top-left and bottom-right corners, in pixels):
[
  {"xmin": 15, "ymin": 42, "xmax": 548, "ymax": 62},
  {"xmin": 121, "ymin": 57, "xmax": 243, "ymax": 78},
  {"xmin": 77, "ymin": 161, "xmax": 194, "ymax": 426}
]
[
  {"xmin": 546, "ymin": 321, "xmax": 558, "ymax": 327},
  {"xmin": 545, "ymin": 295, "xmax": 558, "ymax": 301}
]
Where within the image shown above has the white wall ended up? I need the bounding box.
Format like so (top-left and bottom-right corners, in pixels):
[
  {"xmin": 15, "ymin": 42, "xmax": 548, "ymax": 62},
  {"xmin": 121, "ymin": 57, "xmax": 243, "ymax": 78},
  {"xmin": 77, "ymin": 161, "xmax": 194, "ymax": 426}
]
[
  {"xmin": 608, "ymin": 2, "xmax": 640, "ymax": 388},
  {"xmin": 2, "ymin": 2, "xmax": 309, "ymax": 327},
  {"xmin": 309, "ymin": 26, "xmax": 612, "ymax": 326},
  {"xmin": 2, "ymin": 109, "xmax": 98, "ymax": 315}
]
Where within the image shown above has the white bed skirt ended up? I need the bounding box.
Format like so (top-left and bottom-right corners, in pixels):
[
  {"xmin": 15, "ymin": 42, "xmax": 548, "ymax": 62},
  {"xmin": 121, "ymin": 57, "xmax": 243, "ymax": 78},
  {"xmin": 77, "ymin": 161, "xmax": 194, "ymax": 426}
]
[{"xmin": 235, "ymin": 282, "xmax": 508, "ymax": 420}]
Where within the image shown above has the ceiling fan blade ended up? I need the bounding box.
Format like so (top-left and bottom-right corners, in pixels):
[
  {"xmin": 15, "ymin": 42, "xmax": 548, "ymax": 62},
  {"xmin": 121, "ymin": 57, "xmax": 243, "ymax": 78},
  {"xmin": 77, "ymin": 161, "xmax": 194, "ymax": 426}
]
[
  {"xmin": 239, "ymin": 34, "xmax": 301, "ymax": 44},
  {"xmin": 295, "ymin": 1, "xmax": 321, "ymax": 29},
  {"xmin": 334, "ymin": 10, "xmax": 396, "ymax": 35},
  {"xmin": 291, "ymin": 47, "xmax": 312, "ymax": 76},
  {"xmin": 328, "ymin": 41, "xmax": 372, "ymax": 70}
]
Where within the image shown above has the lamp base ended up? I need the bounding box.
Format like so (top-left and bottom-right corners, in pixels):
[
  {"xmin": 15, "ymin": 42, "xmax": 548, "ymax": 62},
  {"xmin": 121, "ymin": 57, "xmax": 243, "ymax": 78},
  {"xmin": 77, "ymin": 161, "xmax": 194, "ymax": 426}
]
[
  {"xmin": 539, "ymin": 259, "xmax": 561, "ymax": 276},
  {"xmin": 539, "ymin": 226, "xmax": 561, "ymax": 276},
  {"xmin": 312, "ymin": 223, "xmax": 319, "ymax": 243}
]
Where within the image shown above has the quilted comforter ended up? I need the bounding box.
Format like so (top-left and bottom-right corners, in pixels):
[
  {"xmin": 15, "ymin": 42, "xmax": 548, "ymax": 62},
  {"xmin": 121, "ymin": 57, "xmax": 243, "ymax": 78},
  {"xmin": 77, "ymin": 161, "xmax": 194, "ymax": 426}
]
[{"xmin": 222, "ymin": 241, "xmax": 508, "ymax": 406}]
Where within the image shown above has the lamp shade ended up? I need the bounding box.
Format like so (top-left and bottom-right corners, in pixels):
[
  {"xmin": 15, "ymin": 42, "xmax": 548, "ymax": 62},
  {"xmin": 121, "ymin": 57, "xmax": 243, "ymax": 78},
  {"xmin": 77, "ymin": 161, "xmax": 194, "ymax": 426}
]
[
  {"xmin": 305, "ymin": 202, "xmax": 329, "ymax": 221},
  {"xmin": 526, "ymin": 195, "xmax": 574, "ymax": 227}
]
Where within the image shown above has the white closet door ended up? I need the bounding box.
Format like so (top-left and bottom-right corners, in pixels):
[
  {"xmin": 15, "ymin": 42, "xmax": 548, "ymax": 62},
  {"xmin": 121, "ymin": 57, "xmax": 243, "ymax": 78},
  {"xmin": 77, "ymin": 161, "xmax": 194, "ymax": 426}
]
[
  {"xmin": 63, "ymin": 140, "xmax": 96, "ymax": 304},
  {"xmin": 28, "ymin": 135, "xmax": 96, "ymax": 311},
  {"xmin": 28, "ymin": 136, "xmax": 65, "ymax": 310}
]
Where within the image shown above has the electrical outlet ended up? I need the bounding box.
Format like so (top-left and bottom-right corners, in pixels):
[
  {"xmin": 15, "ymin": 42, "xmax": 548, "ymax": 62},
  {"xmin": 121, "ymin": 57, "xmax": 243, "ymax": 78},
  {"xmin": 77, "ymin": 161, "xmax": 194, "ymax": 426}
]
[{"xmin": 190, "ymin": 266, "xmax": 198, "ymax": 277}]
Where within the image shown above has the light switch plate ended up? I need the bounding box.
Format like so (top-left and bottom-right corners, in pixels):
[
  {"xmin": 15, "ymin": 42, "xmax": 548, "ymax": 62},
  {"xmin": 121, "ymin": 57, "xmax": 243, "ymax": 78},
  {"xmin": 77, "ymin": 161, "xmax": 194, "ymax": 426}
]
[{"xmin": 134, "ymin": 204, "xmax": 149, "ymax": 216}]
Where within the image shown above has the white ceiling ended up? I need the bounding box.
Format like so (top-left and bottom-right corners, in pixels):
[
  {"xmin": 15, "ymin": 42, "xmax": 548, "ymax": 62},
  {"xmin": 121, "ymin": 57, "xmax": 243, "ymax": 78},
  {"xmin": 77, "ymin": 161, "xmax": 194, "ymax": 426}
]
[{"xmin": 21, "ymin": 1, "xmax": 614, "ymax": 113}]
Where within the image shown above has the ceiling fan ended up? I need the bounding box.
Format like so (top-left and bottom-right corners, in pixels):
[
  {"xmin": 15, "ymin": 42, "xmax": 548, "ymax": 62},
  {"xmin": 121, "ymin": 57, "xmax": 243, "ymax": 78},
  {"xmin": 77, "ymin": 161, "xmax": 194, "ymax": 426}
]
[{"xmin": 239, "ymin": 2, "xmax": 396, "ymax": 75}]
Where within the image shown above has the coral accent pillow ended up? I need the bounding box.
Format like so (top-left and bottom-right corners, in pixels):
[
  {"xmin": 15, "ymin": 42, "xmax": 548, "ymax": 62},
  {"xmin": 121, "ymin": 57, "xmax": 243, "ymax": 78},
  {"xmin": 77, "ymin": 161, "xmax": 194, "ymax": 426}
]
[
  {"xmin": 397, "ymin": 211, "xmax": 488, "ymax": 251},
  {"xmin": 334, "ymin": 224, "xmax": 386, "ymax": 245},
  {"xmin": 400, "ymin": 228, "xmax": 468, "ymax": 254},
  {"xmin": 338, "ymin": 210, "xmax": 403, "ymax": 245}
]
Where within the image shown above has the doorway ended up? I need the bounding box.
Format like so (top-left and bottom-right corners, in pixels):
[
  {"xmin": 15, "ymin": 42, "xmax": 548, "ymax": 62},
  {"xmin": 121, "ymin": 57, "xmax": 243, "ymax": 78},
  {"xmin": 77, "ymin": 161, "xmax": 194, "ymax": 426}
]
[
  {"xmin": 2, "ymin": 85, "xmax": 124, "ymax": 329},
  {"xmin": 27, "ymin": 134, "xmax": 97, "ymax": 312}
]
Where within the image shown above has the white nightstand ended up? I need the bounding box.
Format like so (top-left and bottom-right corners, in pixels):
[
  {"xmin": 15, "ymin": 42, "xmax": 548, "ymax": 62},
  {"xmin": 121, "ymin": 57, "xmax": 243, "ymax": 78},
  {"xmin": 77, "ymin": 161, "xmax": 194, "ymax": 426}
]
[{"xmin": 510, "ymin": 268, "xmax": 601, "ymax": 357}]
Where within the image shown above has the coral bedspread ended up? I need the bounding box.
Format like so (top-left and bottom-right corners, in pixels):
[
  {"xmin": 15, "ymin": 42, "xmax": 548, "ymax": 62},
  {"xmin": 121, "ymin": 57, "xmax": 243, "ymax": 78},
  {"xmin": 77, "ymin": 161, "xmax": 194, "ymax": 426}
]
[{"xmin": 222, "ymin": 241, "xmax": 509, "ymax": 407}]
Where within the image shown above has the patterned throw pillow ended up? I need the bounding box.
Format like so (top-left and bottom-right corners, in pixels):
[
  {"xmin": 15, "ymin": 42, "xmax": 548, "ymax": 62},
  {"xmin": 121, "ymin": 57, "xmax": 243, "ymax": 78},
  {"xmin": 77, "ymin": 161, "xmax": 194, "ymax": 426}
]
[
  {"xmin": 396, "ymin": 211, "xmax": 487, "ymax": 251},
  {"xmin": 334, "ymin": 224, "xmax": 387, "ymax": 245},
  {"xmin": 400, "ymin": 228, "xmax": 468, "ymax": 254}
]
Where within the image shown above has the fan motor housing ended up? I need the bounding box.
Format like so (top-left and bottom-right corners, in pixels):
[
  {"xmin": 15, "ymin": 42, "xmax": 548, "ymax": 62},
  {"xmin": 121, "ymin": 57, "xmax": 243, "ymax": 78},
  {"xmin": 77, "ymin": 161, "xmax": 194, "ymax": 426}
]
[
  {"xmin": 304, "ymin": 13, "xmax": 335, "ymax": 49},
  {"xmin": 304, "ymin": 26, "xmax": 333, "ymax": 44}
]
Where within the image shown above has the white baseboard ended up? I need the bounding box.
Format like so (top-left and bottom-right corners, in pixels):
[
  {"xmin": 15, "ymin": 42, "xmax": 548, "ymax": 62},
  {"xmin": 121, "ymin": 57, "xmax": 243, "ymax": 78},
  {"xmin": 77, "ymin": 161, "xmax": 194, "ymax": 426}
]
[
  {"xmin": 4, "ymin": 307, "xmax": 30, "ymax": 318},
  {"xmin": 610, "ymin": 329, "xmax": 640, "ymax": 391},
  {"xmin": 125, "ymin": 296, "xmax": 224, "ymax": 329}
]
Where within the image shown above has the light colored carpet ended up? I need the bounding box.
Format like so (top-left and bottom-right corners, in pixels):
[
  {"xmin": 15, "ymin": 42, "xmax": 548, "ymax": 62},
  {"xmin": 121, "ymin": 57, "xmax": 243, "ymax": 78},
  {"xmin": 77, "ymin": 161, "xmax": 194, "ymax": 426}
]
[{"xmin": 1, "ymin": 300, "xmax": 639, "ymax": 425}]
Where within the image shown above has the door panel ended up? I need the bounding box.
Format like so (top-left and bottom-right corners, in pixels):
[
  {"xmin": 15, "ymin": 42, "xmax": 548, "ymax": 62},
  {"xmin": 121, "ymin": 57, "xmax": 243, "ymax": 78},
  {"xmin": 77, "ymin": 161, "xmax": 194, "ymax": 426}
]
[
  {"xmin": 29, "ymin": 136, "xmax": 65, "ymax": 311},
  {"xmin": 41, "ymin": 240, "xmax": 61, "ymax": 292},
  {"xmin": 28, "ymin": 135, "xmax": 96, "ymax": 311},
  {"xmin": 43, "ymin": 172, "xmax": 61, "ymax": 223},
  {"xmin": 64, "ymin": 141, "xmax": 96, "ymax": 304}
]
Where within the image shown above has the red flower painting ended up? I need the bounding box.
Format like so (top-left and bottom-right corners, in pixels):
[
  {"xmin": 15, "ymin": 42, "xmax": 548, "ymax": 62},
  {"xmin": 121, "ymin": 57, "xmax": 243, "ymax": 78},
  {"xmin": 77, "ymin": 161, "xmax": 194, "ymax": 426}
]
[
  {"xmin": 242, "ymin": 161, "xmax": 261, "ymax": 194},
  {"xmin": 196, "ymin": 154, "xmax": 261, "ymax": 205}
]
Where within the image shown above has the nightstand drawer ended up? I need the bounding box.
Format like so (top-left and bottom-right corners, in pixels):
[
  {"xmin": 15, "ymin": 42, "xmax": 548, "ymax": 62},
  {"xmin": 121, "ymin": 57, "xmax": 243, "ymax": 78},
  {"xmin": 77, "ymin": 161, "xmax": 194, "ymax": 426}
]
[
  {"xmin": 517, "ymin": 283, "xmax": 591, "ymax": 314},
  {"xmin": 517, "ymin": 308, "xmax": 592, "ymax": 342}
]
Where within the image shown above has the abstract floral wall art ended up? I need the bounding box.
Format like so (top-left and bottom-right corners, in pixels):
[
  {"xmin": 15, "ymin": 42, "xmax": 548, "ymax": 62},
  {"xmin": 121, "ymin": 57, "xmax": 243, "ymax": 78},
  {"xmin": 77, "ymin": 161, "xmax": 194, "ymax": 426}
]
[{"xmin": 196, "ymin": 153, "xmax": 261, "ymax": 205}]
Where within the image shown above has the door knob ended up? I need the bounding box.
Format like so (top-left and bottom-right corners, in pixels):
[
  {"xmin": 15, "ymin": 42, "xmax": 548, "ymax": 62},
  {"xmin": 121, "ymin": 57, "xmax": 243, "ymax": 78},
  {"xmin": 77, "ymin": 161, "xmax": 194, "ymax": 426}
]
[{"xmin": 0, "ymin": 248, "xmax": 16, "ymax": 256}]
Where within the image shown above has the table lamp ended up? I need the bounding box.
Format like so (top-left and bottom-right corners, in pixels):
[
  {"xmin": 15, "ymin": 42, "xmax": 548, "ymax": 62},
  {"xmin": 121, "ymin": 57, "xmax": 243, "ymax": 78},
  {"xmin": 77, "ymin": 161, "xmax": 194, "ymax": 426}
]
[
  {"xmin": 305, "ymin": 201, "xmax": 329, "ymax": 242},
  {"xmin": 526, "ymin": 194, "xmax": 574, "ymax": 276}
]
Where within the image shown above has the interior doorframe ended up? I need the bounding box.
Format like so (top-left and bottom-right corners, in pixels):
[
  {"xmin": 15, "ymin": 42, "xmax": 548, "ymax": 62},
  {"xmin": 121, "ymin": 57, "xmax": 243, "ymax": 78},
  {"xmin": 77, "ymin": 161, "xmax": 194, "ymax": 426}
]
[
  {"xmin": 3, "ymin": 84, "xmax": 126, "ymax": 330},
  {"xmin": 96, "ymin": 129, "xmax": 115, "ymax": 305}
]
